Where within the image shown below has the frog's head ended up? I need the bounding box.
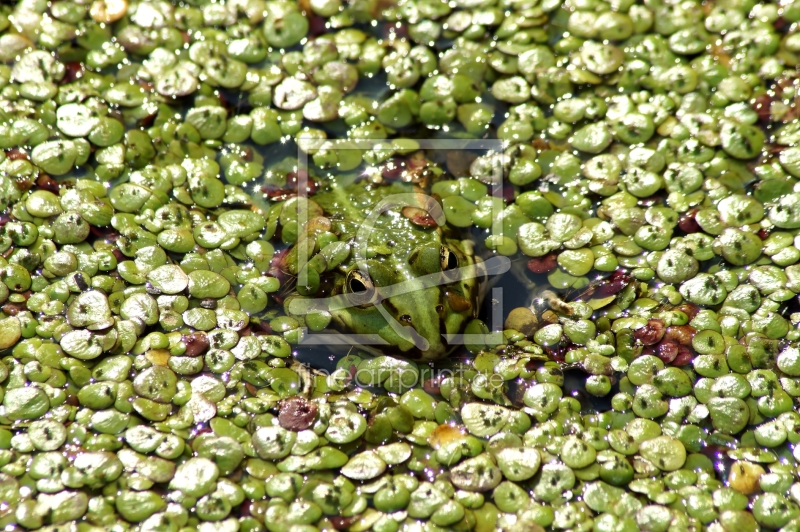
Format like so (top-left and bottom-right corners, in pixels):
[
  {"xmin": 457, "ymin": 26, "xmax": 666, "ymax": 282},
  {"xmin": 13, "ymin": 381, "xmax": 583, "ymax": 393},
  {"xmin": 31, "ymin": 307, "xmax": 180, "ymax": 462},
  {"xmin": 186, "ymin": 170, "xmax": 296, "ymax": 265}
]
[{"xmin": 326, "ymin": 239, "xmax": 481, "ymax": 361}]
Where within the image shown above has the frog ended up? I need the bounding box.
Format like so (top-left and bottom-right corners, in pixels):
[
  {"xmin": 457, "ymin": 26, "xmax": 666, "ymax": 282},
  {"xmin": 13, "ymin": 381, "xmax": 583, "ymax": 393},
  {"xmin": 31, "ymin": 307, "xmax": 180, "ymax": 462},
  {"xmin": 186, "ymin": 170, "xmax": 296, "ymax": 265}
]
[{"xmin": 283, "ymin": 162, "xmax": 487, "ymax": 361}]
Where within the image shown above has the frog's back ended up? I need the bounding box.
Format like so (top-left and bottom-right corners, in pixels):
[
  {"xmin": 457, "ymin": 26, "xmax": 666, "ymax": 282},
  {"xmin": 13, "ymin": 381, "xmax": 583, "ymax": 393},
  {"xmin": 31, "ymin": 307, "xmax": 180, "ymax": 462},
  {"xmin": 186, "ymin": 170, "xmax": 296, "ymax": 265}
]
[{"xmin": 313, "ymin": 180, "xmax": 446, "ymax": 263}]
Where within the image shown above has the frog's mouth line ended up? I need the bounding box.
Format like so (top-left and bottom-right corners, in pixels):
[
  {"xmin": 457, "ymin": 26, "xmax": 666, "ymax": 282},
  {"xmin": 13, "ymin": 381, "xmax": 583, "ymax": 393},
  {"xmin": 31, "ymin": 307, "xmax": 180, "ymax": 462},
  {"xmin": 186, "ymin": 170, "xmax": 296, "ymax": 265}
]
[{"xmin": 288, "ymin": 255, "xmax": 511, "ymax": 350}]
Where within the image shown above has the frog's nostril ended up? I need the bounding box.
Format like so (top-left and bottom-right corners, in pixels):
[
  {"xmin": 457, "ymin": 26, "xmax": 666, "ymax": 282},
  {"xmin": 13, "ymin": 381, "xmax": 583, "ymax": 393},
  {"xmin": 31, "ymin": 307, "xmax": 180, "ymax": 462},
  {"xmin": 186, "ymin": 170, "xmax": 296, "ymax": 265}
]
[{"xmin": 399, "ymin": 314, "xmax": 412, "ymax": 324}]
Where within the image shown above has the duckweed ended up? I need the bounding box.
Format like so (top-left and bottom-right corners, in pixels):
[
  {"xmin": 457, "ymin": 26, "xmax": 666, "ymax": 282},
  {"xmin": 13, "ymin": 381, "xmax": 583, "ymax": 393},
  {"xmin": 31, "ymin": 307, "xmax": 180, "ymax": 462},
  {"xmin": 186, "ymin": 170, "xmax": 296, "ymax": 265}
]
[{"xmin": 0, "ymin": 0, "xmax": 800, "ymax": 530}]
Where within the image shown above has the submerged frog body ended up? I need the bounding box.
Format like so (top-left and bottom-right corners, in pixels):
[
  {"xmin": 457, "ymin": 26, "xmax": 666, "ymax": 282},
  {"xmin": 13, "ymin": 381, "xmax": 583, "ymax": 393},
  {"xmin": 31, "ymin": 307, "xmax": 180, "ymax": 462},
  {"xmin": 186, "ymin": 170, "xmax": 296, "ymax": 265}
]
[{"xmin": 286, "ymin": 176, "xmax": 485, "ymax": 361}]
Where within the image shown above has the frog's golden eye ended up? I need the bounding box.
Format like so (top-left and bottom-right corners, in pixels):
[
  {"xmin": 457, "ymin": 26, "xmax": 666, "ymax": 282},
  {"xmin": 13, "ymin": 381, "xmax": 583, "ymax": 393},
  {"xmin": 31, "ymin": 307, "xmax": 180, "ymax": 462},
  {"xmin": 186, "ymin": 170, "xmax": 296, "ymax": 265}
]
[
  {"xmin": 345, "ymin": 270, "xmax": 376, "ymax": 306},
  {"xmin": 441, "ymin": 246, "xmax": 459, "ymax": 281}
]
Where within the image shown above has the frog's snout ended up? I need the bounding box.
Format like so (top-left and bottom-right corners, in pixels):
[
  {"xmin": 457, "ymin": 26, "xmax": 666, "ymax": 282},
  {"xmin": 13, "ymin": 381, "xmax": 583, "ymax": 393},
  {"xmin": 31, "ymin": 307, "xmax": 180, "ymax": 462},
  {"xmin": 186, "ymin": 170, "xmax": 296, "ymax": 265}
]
[{"xmin": 418, "ymin": 340, "xmax": 450, "ymax": 361}]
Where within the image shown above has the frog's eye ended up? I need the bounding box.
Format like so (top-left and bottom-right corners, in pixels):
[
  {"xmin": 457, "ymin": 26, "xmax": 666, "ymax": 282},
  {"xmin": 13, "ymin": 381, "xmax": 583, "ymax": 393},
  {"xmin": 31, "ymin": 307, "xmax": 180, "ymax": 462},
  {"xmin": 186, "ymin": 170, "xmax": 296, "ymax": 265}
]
[
  {"xmin": 441, "ymin": 246, "xmax": 459, "ymax": 280},
  {"xmin": 345, "ymin": 270, "xmax": 376, "ymax": 306}
]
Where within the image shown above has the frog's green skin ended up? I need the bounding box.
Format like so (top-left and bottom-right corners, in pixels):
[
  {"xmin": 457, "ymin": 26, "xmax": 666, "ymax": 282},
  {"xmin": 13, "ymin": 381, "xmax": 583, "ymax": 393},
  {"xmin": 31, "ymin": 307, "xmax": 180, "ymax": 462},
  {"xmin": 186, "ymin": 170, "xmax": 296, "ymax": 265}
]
[{"xmin": 289, "ymin": 178, "xmax": 483, "ymax": 361}]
